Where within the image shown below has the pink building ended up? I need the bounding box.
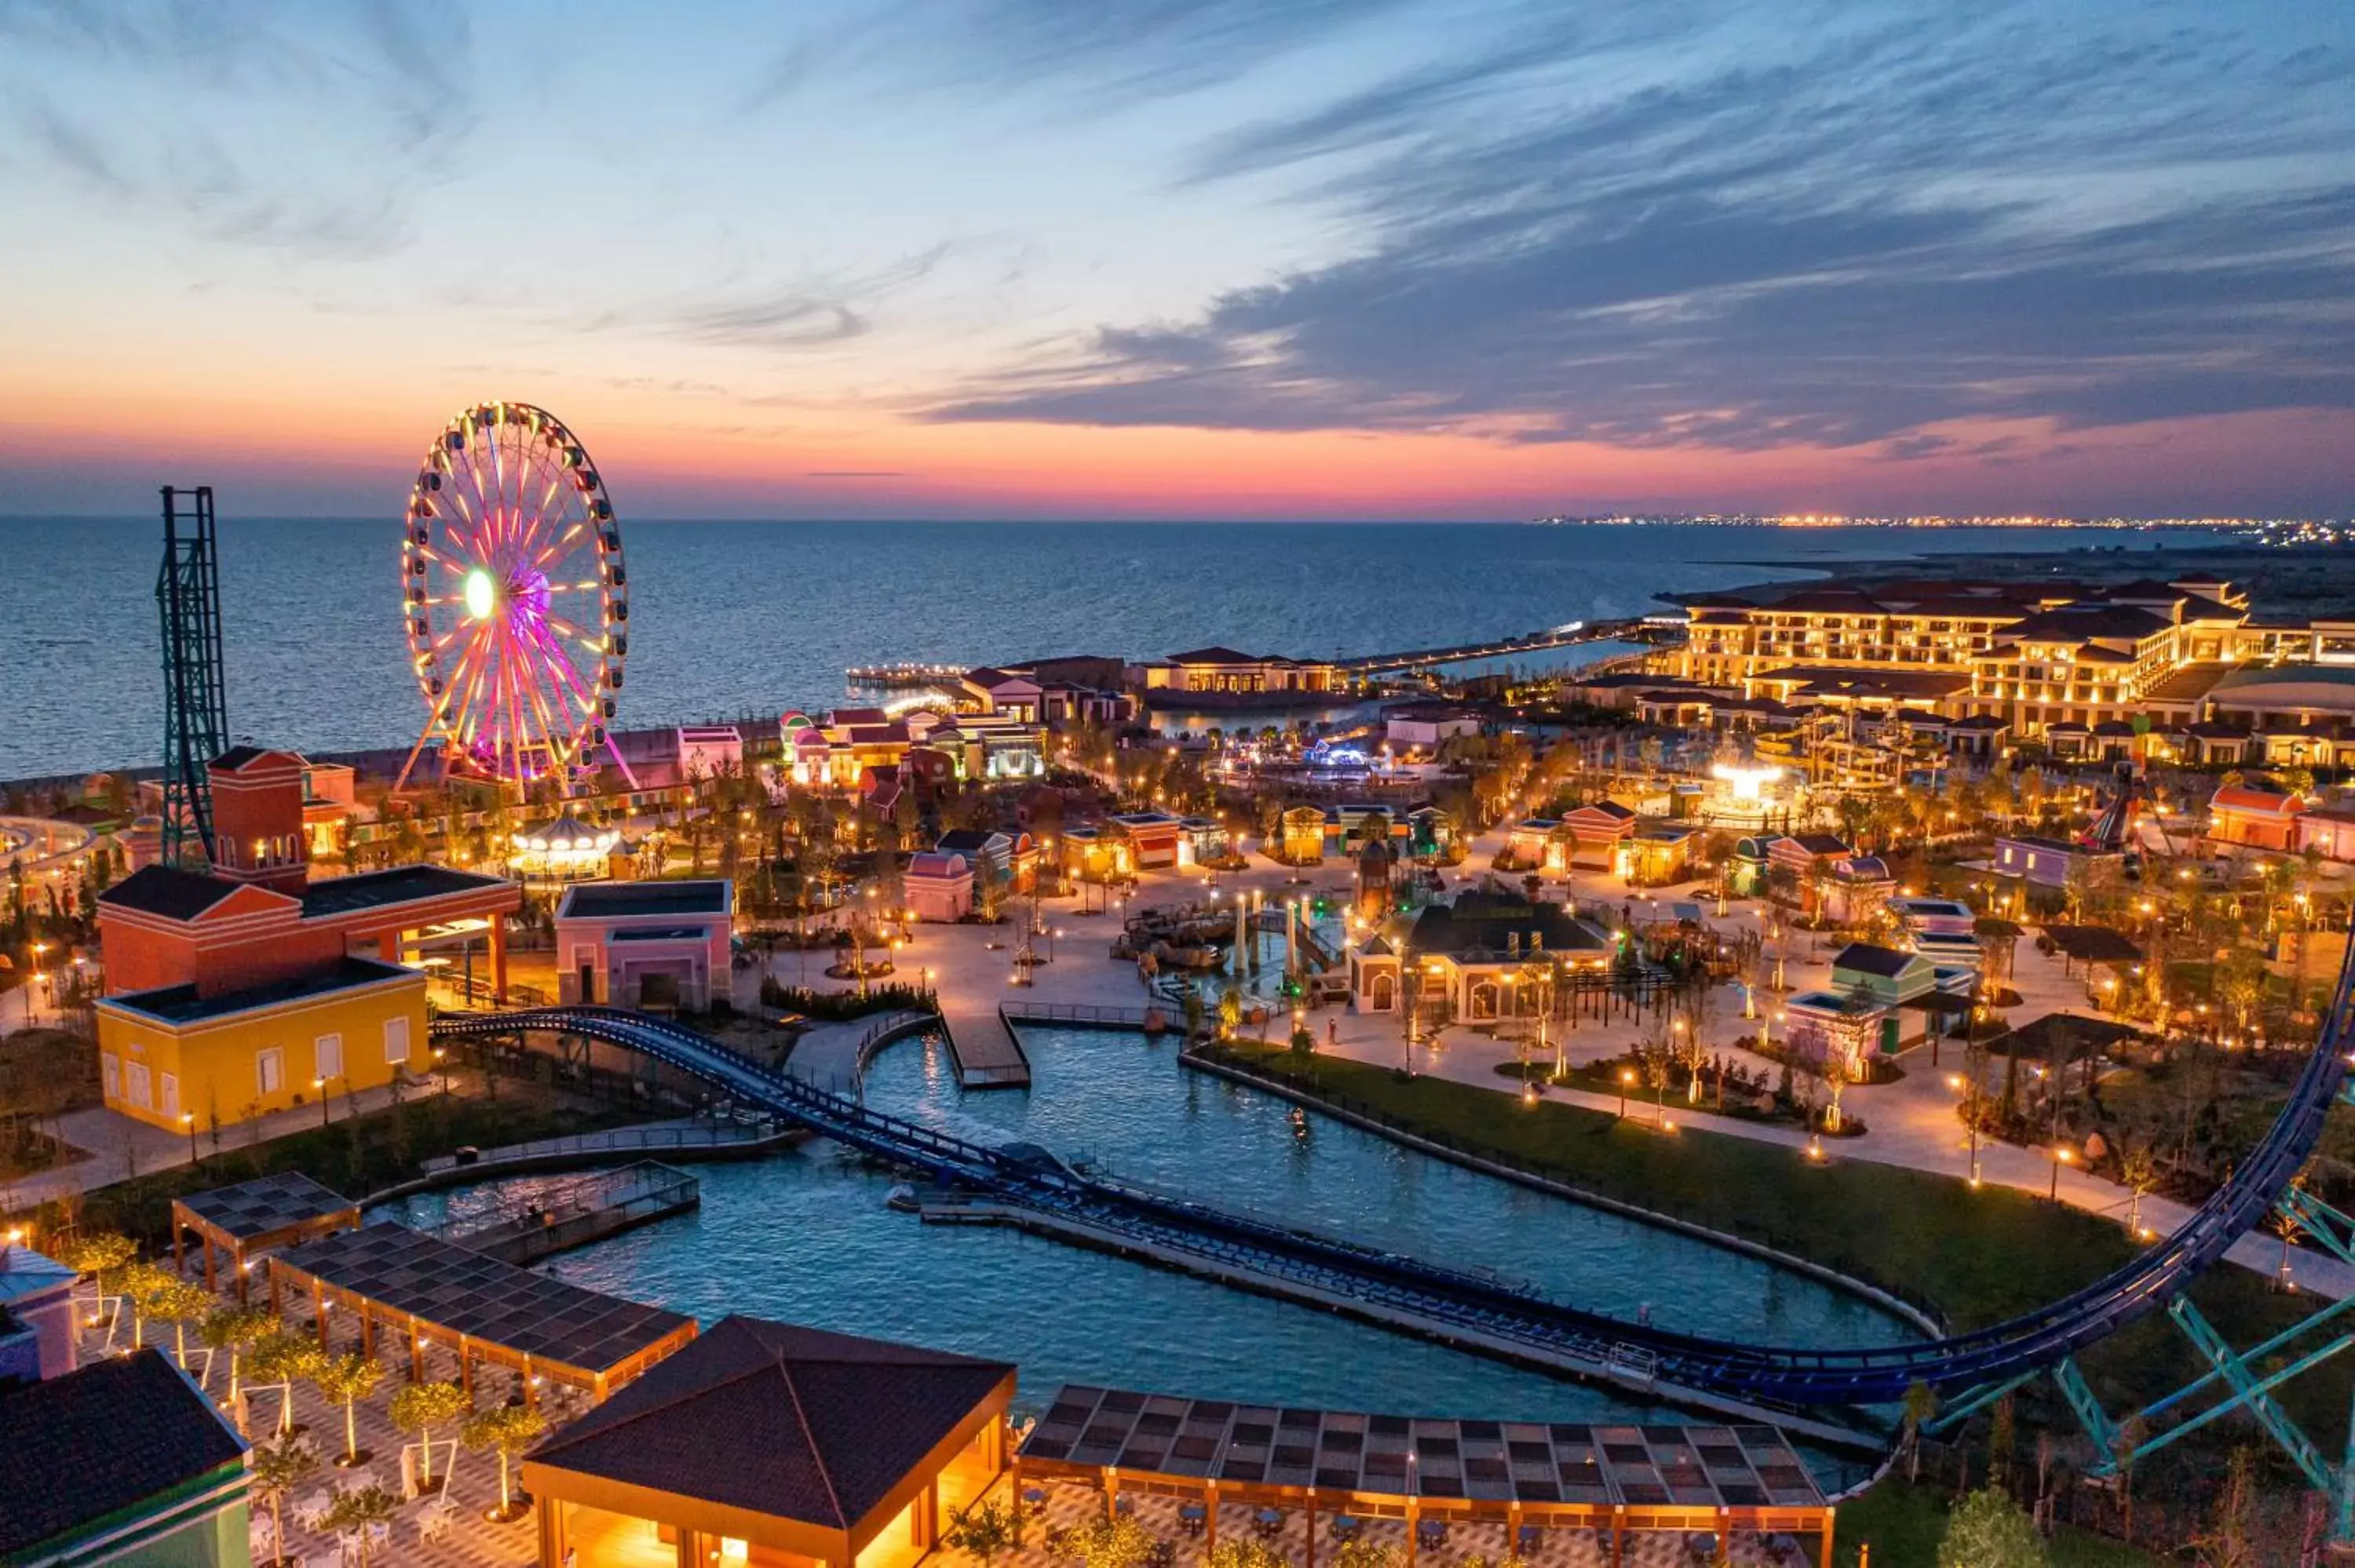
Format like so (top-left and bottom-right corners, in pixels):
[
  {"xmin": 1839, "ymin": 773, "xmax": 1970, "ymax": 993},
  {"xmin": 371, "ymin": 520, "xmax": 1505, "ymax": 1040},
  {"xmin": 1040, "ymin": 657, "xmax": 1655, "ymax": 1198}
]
[
  {"xmin": 554, "ymin": 880, "xmax": 734, "ymax": 1010},
  {"xmin": 906, "ymin": 851, "xmax": 976, "ymax": 922}
]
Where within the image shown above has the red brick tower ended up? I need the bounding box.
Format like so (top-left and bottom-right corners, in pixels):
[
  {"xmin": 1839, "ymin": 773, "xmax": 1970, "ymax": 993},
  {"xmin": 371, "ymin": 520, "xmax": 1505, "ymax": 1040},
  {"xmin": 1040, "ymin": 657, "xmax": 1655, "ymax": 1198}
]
[{"xmin": 204, "ymin": 747, "xmax": 311, "ymax": 894}]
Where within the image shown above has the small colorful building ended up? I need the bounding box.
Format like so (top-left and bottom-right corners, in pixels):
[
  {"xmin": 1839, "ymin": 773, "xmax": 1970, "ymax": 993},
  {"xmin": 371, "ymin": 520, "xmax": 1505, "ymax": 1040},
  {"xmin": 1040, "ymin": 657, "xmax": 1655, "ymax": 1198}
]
[
  {"xmin": 524, "ymin": 1315, "xmax": 1014, "ymax": 1568},
  {"xmin": 1994, "ymin": 833, "xmax": 2118, "ymax": 890},
  {"xmin": 555, "ymin": 880, "xmax": 735, "ymax": 1010},
  {"xmin": 2207, "ymin": 785, "xmax": 2307, "ymax": 851},
  {"xmin": 905, "ymin": 851, "xmax": 976, "ymax": 922},
  {"xmin": 1104, "ymin": 814, "xmax": 1180, "ymax": 872},
  {"xmin": 1783, "ymin": 989, "xmax": 1893, "ymax": 1077},
  {"xmin": 1819, "ymin": 855, "xmax": 1897, "ymax": 926},
  {"xmin": 1830, "ymin": 941, "xmax": 1939, "ymax": 1005},
  {"xmin": 97, "ymin": 956, "xmax": 427, "ymax": 1131},
  {"xmin": 1559, "ymin": 801, "xmax": 1638, "ymax": 869},
  {"xmin": 2296, "ymin": 805, "xmax": 2355, "ymax": 864},
  {"xmin": 0, "ymin": 1351, "xmax": 250, "ymax": 1566},
  {"xmin": 1404, "ymin": 891, "xmax": 1614, "ymax": 1023}
]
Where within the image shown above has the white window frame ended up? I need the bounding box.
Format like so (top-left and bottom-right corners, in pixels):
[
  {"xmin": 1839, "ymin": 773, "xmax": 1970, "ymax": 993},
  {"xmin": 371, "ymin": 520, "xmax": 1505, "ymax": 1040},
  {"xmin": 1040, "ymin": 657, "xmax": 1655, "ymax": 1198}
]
[
  {"xmin": 383, "ymin": 1016, "xmax": 411, "ymax": 1066},
  {"xmin": 123, "ymin": 1061, "xmax": 152, "ymax": 1110},
  {"xmin": 100, "ymin": 1052, "xmax": 121, "ymax": 1103},
  {"xmin": 256, "ymin": 1047, "xmax": 285, "ymax": 1097},
  {"xmin": 159, "ymin": 1072, "xmax": 180, "ymax": 1121},
  {"xmin": 314, "ymin": 1033, "xmax": 344, "ymax": 1081}
]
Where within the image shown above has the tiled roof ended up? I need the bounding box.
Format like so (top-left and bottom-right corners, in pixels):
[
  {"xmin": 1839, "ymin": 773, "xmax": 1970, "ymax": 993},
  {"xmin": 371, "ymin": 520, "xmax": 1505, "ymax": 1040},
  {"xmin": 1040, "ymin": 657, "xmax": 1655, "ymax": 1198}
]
[
  {"xmin": 529, "ymin": 1316, "xmax": 1010, "ymax": 1530},
  {"xmin": 299, "ymin": 864, "xmax": 511, "ymax": 918},
  {"xmin": 557, "ymin": 880, "xmax": 732, "ymax": 920},
  {"xmin": 0, "ymin": 1351, "xmax": 247, "ymax": 1555},
  {"xmin": 1832, "ymin": 943, "xmax": 1919, "ymax": 979}
]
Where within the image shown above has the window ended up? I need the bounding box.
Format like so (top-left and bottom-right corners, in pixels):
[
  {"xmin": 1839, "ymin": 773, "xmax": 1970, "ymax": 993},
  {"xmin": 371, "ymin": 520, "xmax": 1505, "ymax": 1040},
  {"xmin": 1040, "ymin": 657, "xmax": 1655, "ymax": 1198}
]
[
  {"xmin": 257, "ymin": 1048, "xmax": 285, "ymax": 1096},
  {"xmin": 314, "ymin": 1033, "xmax": 343, "ymax": 1081},
  {"xmin": 101, "ymin": 1052, "xmax": 121, "ymax": 1102},
  {"xmin": 160, "ymin": 1073, "xmax": 180, "ymax": 1121},
  {"xmin": 384, "ymin": 1016, "xmax": 411, "ymax": 1066},
  {"xmin": 124, "ymin": 1061, "xmax": 152, "ymax": 1110}
]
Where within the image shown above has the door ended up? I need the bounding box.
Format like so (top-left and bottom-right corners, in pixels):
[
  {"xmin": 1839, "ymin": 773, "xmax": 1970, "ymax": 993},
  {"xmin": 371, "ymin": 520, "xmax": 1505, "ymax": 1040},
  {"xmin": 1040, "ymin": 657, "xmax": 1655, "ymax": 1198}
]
[
  {"xmin": 383, "ymin": 1016, "xmax": 411, "ymax": 1066},
  {"xmin": 159, "ymin": 1073, "xmax": 180, "ymax": 1121},
  {"xmin": 100, "ymin": 1052, "xmax": 121, "ymax": 1103},
  {"xmin": 256, "ymin": 1048, "xmax": 285, "ymax": 1096},
  {"xmin": 123, "ymin": 1062, "xmax": 152, "ymax": 1110},
  {"xmin": 578, "ymin": 961, "xmax": 596, "ymax": 1004}
]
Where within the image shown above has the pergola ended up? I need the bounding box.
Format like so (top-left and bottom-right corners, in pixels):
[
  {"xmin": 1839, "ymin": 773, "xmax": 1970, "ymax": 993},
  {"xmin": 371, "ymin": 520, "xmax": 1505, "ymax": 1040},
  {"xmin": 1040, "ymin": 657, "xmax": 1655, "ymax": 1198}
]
[
  {"xmin": 170, "ymin": 1172, "xmax": 361, "ymax": 1300},
  {"xmin": 1014, "ymin": 1386, "xmax": 1835, "ymax": 1568},
  {"xmin": 266, "ymin": 1222, "xmax": 696, "ymax": 1406}
]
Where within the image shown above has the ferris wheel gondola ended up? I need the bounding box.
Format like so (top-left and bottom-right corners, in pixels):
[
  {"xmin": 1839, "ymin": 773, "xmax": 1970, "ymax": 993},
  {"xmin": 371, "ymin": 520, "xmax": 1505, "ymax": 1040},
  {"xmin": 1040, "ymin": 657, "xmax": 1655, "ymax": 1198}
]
[{"xmin": 393, "ymin": 400, "xmax": 636, "ymax": 796}]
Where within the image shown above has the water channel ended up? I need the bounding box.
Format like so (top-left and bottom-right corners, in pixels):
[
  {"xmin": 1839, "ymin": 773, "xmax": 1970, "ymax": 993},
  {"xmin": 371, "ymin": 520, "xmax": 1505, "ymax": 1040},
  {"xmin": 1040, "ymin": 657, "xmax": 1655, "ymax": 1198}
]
[{"xmin": 383, "ymin": 1025, "xmax": 1916, "ymax": 1485}]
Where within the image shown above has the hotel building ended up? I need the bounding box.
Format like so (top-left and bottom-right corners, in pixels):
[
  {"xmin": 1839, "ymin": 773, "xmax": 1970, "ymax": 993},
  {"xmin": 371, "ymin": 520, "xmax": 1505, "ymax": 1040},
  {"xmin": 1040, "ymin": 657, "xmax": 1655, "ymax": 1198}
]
[{"xmin": 1670, "ymin": 576, "xmax": 2342, "ymax": 738}]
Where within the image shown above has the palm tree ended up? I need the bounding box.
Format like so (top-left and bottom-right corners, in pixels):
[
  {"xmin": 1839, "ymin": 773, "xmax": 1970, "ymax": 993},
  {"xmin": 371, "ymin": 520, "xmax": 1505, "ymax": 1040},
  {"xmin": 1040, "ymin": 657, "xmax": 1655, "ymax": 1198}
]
[
  {"xmin": 249, "ymin": 1435, "xmax": 320, "ymax": 1568},
  {"xmin": 462, "ymin": 1403, "xmax": 549, "ymax": 1522},
  {"xmin": 310, "ymin": 1352, "xmax": 386, "ymax": 1467},
  {"xmin": 389, "ymin": 1380, "xmax": 469, "ymax": 1490}
]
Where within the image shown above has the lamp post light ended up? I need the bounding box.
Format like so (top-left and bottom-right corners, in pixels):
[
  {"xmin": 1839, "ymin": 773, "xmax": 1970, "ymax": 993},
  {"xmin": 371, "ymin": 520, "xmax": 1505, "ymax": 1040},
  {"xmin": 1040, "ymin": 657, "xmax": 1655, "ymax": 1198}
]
[
  {"xmin": 181, "ymin": 1112, "xmax": 199, "ymax": 1169},
  {"xmin": 314, "ymin": 1076, "xmax": 332, "ymax": 1129},
  {"xmin": 1619, "ymin": 1067, "xmax": 1635, "ymax": 1121},
  {"xmin": 2050, "ymin": 1144, "xmax": 2072, "ymax": 1203}
]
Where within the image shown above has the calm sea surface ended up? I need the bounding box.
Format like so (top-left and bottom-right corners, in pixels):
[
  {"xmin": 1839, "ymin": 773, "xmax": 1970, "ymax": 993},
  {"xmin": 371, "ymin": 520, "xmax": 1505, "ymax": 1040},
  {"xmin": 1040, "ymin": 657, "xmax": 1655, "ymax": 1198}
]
[{"xmin": 0, "ymin": 520, "xmax": 2219, "ymax": 779}]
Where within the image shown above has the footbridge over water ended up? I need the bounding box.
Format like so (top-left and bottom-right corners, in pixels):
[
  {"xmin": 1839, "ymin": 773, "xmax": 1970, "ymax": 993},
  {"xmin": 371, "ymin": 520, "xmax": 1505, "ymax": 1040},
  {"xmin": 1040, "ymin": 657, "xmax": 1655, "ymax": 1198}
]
[{"xmin": 436, "ymin": 949, "xmax": 2355, "ymax": 1514}]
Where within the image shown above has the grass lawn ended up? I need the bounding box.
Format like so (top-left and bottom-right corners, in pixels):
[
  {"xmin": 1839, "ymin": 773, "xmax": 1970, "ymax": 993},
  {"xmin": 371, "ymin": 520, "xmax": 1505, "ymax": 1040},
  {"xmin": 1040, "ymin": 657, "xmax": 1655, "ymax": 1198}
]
[
  {"xmin": 1835, "ymin": 1479, "xmax": 2157, "ymax": 1567},
  {"xmin": 53, "ymin": 1078, "xmax": 649, "ymax": 1247},
  {"xmin": 1199, "ymin": 1041, "xmax": 2355, "ymax": 1449}
]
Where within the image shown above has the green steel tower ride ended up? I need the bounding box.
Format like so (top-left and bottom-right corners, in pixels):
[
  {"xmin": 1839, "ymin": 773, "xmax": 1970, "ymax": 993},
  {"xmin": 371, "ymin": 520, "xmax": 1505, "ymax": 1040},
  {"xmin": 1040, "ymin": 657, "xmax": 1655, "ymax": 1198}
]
[{"xmin": 156, "ymin": 485, "xmax": 228, "ymax": 868}]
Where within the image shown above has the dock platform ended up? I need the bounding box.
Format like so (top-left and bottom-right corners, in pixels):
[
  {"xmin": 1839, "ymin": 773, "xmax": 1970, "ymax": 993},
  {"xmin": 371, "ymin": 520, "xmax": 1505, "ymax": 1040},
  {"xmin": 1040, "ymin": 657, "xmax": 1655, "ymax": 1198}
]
[
  {"xmin": 441, "ymin": 1161, "xmax": 700, "ymax": 1266},
  {"xmin": 942, "ymin": 1008, "xmax": 1032, "ymax": 1088}
]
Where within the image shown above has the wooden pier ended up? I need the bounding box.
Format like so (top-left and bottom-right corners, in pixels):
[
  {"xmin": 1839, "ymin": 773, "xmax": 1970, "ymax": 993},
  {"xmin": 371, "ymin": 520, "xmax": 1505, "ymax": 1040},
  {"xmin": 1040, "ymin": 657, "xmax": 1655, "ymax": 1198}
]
[{"xmin": 441, "ymin": 1161, "xmax": 701, "ymax": 1266}]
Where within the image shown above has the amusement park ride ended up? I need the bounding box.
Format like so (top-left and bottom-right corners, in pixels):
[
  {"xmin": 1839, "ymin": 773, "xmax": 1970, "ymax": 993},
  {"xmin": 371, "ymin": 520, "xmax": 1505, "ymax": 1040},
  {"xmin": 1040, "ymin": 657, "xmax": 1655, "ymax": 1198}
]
[{"xmin": 393, "ymin": 401, "xmax": 637, "ymax": 799}]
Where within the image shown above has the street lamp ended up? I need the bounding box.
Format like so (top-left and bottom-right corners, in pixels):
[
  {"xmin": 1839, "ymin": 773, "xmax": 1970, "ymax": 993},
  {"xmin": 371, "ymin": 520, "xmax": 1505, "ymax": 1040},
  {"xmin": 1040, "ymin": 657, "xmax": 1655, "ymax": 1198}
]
[
  {"xmin": 2050, "ymin": 1144, "xmax": 2073, "ymax": 1202},
  {"xmin": 314, "ymin": 1076, "xmax": 332, "ymax": 1129},
  {"xmin": 181, "ymin": 1112, "xmax": 199, "ymax": 1169},
  {"xmin": 1619, "ymin": 1067, "xmax": 1635, "ymax": 1120}
]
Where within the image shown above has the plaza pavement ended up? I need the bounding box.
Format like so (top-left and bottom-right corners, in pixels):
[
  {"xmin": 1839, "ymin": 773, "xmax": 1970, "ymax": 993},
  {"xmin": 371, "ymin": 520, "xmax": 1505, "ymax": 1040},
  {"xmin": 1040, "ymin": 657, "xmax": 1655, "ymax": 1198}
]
[{"xmin": 745, "ymin": 813, "xmax": 2355, "ymax": 1300}]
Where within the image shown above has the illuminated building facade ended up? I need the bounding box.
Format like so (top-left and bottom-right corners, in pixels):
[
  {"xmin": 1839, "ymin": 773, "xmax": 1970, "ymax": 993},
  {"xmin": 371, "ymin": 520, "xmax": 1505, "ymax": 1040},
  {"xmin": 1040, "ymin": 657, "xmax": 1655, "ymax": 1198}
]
[{"xmin": 1673, "ymin": 577, "xmax": 2318, "ymax": 736}]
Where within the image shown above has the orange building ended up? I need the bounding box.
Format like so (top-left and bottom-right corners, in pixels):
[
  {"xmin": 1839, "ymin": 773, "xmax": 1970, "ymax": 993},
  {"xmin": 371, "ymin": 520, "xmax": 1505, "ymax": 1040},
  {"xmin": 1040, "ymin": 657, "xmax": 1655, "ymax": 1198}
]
[{"xmin": 93, "ymin": 747, "xmax": 520, "ymax": 1131}]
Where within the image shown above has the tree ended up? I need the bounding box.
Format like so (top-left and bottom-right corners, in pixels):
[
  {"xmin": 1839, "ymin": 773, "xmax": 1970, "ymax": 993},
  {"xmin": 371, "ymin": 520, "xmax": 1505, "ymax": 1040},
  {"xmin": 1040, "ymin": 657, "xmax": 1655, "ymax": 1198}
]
[
  {"xmin": 249, "ymin": 1435, "xmax": 321, "ymax": 1568},
  {"xmin": 319, "ymin": 1479, "xmax": 402, "ymax": 1566},
  {"xmin": 1207, "ymin": 1543, "xmax": 1290, "ymax": 1568},
  {"xmin": 462, "ymin": 1403, "xmax": 548, "ymax": 1522},
  {"xmin": 114, "ymin": 1260, "xmax": 175, "ymax": 1349},
  {"xmin": 247, "ymin": 1328, "xmax": 325, "ymax": 1437},
  {"xmin": 310, "ymin": 1352, "xmax": 386, "ymax": 1467},
  {"xmin": 53, "ymin": 1230, "xmax": 135, "ymax": 1280},
  {"xmin": 147, "ymin": 1281, "xmax": 217, "ymax": 1366},
  {"xmin": 1937, "ymin": 1487, "xmax": 2046, "ymax": 1568},
  {"xmin": 1050, "ymin": 1512, "xmax": 1156, "ymax": 1568},
  {"xmin": 944, "ymin": 1499, "xmax": 1019, "ymax": 1568},
  {"xmin": 1331, "ymin": 1541, "xmax": 1404, "ymax": 1568},
  {"xmin": 390, "ymin": 1380, "xmax": 469, "ymax": 1490},
  {"xmin": 199, "ymin": 1304, "xmax": 276, "ymax": 1402}
]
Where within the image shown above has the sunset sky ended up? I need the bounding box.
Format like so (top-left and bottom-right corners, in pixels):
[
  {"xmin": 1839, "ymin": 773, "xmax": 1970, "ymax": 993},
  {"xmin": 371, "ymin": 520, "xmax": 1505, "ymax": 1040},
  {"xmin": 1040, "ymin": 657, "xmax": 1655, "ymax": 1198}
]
[{"xmin": 2, "ymin": 0, "xmax": 2350, "ymax": 520}]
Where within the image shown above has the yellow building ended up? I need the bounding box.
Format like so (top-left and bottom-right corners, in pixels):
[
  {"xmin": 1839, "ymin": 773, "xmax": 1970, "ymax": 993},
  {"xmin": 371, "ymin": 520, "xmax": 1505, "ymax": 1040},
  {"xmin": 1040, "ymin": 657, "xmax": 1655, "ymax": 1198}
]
[{"xmin": 96, "ymin": 957, "xmax": 427, "ymax": 1132}]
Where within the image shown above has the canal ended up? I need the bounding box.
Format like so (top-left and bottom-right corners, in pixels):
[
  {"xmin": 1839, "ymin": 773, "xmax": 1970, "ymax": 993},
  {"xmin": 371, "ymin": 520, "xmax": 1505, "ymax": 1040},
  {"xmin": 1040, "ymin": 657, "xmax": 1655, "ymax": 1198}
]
[{"xmin": 387, "ymin": 1025, "xmax": 1915, "ymax": 1478}]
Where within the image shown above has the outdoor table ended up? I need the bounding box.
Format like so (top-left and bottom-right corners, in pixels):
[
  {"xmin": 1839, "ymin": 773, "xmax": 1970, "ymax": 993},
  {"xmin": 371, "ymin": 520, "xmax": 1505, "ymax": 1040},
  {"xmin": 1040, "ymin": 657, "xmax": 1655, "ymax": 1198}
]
[
  {"xmin": 1416, "ymin": 1520, "xmax": 1448, "ymax": 1549},
  {"xmin": 1254, "ymin": 1508, "xmax": 1283, "ymax": 1538},
  {"xmin": 1330, "ymin": 1515, "xmax": 1362, "ymax": 1542},
  {"xmin": 1115, "ymin": 1495, "xmax": 1137, "ymax": 1517},
  {"xmin": 1178, "ymin": 1504, "xmax": 1207, "ymax": 1535},
  {"xmin": 1024, "ymin": 1487, "xmax": 1049, "ymax": 1507},
  {"xmin": 1517, "ymin": 1525, "xmax": 1545, "ymax": 1554}
]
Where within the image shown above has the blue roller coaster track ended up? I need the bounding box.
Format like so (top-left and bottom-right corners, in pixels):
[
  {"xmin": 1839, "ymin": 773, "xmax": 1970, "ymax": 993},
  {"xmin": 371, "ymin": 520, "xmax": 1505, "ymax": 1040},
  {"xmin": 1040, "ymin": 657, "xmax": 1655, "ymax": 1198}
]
[{"xmin": 436, "ymin": 932, "xmax": 2355, "ymax": 1420}]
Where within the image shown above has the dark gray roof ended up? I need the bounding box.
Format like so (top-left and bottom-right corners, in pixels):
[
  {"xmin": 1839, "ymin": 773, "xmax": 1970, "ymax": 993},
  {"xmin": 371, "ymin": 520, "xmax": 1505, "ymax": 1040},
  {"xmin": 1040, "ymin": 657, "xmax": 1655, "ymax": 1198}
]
[
  {"xmin": 0, "ymin": 1351, "xmax": 247, "ymax": 1555},
  {"xmin": 1019, "ymin": 1385, "xmax": 1824, "ymax": 1511},
  {"xmin": 557, "ymin": 880, "xmax": 732, "ymax": 920},
  {"xmin": 174, "ymin": 1172, "xmax": 356, "ymax": 1241},
  {"xmin": 300, "ymin": 864, "xmax": 510, "ymax": 918},
  {"xmin": 97, "ymin": 864, "xmax": 246, "ymax": 921},
  {"xmin": 104, "ymin": 957, "xmax": 418, "ymax": 1025},
  {"xmin": 1832, "ymin": 943, "xmax": 1919, "ymax": 979},
  {"xmin": 273, "ymin": 1223, "xmax": 691, "ymax": 1375},
  {"xmin": 1166, "ymin": 647, "xmax": 1262, "ymax": 665},
  {"xmin": 529, "ymin": 1316, "xmax": 1010, "ymax": 1530},
  {"xmin": 1408, "ymin": 892, "xmax": 1610, "ymax": 961}
]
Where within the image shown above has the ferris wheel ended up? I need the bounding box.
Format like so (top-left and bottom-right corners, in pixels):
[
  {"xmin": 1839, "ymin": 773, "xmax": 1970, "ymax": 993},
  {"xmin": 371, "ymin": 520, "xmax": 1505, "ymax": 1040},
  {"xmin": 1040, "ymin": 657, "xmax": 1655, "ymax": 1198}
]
[{"xmin": 394, "ymin": 401, "xmax": 633, "ymax": 795}]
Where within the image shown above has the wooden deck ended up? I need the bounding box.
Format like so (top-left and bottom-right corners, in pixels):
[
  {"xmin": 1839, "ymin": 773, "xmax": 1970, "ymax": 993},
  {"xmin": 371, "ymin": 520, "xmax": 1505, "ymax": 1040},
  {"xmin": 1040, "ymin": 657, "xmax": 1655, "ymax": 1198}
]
[{"xmin": 943, "ymin": 1008, "xmax": 1033, "ymax": 1088}]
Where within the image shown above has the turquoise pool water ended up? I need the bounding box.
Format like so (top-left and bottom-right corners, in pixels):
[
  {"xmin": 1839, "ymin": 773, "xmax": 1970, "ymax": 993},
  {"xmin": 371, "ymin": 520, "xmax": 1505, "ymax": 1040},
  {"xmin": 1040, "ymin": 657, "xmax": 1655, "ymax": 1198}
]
[{"xmin": 389, "ymin": 1026, "xmax": 1909, "ymax": 1474}]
